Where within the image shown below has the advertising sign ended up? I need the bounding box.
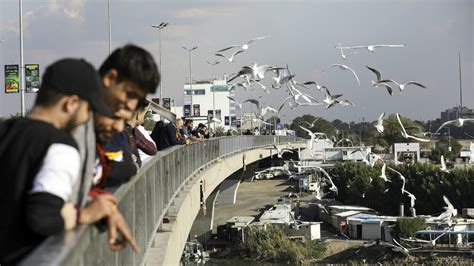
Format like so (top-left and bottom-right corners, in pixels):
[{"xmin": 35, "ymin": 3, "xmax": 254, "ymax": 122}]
[
  {"xmin": 5, "ymin": 65, "xmax": 19, "ymax": 93},
  {"xmin": 25, "ymin": 64, "xmax": 40, "ymax": 93},
  {"xmin": 163, "ymin": 98, "xmax": 171, "ymax": 110},
  {"xmin": 224, "ymin": 116, "xmax": 229, "ymax": 125},
  {"xmin": 184, "ymin": 105, "xmax": 191, "ymax": 118},
  {"xmin": 193, "ymin": 104, "xmax": 200, "ymax": 117}
]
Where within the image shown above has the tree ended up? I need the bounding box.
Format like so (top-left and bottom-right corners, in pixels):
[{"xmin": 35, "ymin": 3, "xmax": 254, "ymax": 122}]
[{"xmin": 290, "ymin": 115, "xmax": 335, "ymax": 138}]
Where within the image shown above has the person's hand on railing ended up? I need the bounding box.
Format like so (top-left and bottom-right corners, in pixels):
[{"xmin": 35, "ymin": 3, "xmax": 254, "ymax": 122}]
[
  {"xmin": 107, "ymin": 211, "xmax": 139, "ymax": 253},
  {"xmin": 78, "ymin": 194, "xmax": 118, "ymax": 224}
]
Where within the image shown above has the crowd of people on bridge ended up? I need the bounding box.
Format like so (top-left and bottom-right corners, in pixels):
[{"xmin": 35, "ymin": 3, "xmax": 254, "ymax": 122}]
[{"xmin": 0, "ymin": 45, "xmax": 168, "ymax": 264}]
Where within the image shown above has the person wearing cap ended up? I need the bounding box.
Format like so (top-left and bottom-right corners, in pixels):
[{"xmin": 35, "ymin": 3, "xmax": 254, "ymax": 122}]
[{"xmin": 0, "ymin": 59, "xmax": 129, "ymax": 264}]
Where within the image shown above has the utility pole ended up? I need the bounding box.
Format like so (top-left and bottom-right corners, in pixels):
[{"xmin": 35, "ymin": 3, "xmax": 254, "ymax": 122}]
[
  {"xmin": 19, "ymin": 0, "xmax": 25, "ymax": 117},
  {"xmin": 206, "ymin": 60, "xmax": 220, "ymax": 132},
  {"xmin": 107, "ymin": 0, "xmax": 111, "ymax": 55},
  {"xmin": 458, "ymin": 52, "xmax": 463, "ymax": 118},
  {"xmin": 183, "ymin": 46, "xmax": 198, "ymax": 116}
]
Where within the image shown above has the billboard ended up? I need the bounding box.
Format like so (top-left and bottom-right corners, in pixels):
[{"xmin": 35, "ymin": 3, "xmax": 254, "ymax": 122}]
[
  {"xmin": 207, "ymin": 110, "xmax": 214, "ymax": 120},
  {"xmin": 25, "ymin": 64, "xmax": 40, "ymax": 93},
  {"xmin": 224, "ymin": 116, "xmax": 229, "ymax": 125},
  {"xmin": 215, "ymin": 109, "xmax": 221, "ymax": 120},
  {"xmin": 5, "ymin": 65, "xmax": 19, "ymax": 93},
  {"xmin": 193, "ymin": 104, "xmax": 200, "ymax": 117},
  {"xmin": 184, "ymin": 105, "xmax": 191, "ymax": 118},
  {"xmin": 162, "ymin": 98, "xmax": 171, "ymax": 110}
]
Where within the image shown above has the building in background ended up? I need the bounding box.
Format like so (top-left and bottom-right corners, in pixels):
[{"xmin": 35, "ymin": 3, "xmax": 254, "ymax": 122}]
[
  {"xmin": 440, "ymin": 106, "xmax": 474, "ymax": 122},
  {"xmin": 183, "ymin": 79, "xmax": 236, "ymax": 130}
]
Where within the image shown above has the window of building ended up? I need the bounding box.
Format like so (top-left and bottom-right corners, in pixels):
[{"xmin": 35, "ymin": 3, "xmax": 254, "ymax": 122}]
[{"xmin": 194, "ymin": 89, "xmax": 206, "ymax": 95}]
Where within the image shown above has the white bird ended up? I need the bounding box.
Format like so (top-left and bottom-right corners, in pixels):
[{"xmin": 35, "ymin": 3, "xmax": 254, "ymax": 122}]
[
  {"xmin": 379, "ymin": 163, "xmax": 391, "ymax": 182},
  {"xmin": 375, "ymin": 112, "xmax": 385, "ymax": 133},
  {"xmin": 336, "ymin": 44, "xmax": 406, "ymax": 53},
  {"xmin": 322, "ymin": 87, "xmax": 343, "ymax": 109},
  {"xmin": 272, "ymin": 68, "xmax": 294, "ymax": 89},
  {"xmin": 287, "ymin": 82, "xmax": 320, "ymax": 104},
  {"xmin": 402, "ymin": 189, "xmax": 417, "ymax": 208},
  {"xmin": 396, "ymin": 113, "xmax": 431, "ymax": 142},
  {"xmin": 366, "ymin": 66, "xmax": 395, "ymax": 96},
  {"xmin": 329, "ymin": 64, "xmax": 360, "ymax": 86},
  {"xmin": 214, "ymin": 49, "xmax": 244, "ymax": 62},
  {"xmin": 314, "ymin": 166, "xmax": 338, "ymax": 194},
  {"xmin": 242, "ymin": 99, "xmax": 278, "ymax": 118},
  {"xmin": 296, "ymin": 81, "xmax": 326, "ymax": 92},
  {"xmin": 272, "ymin": 144, "xmax": 294, "ymax": 158},
  {"xmin": 436, "ymin": 196, "xmax": 458, "ymax": 226},
  {"xmin": 227, "ymin": 96, "xmax": 242, "ymax": 109},
  {"xmin": 228, "ymin": 81, "xmax": 251, "ymax": 91},
  {"xmin": 377, "ymin": 79, "xmax": 426, "ymax": 91},
  {"xmin": 384, "ymin": 239, "xmax": 421, "ymax": 255},
  {"xmin": 387, "ymin": 166, "xmax": 406, "ymax": 193},
  {"xmin": 434, "ymin": 118, "xmax": 474, "ymax": 134},
  {"xmin": 337, "ymin": 99, "xmax": 355, "ymax": 107},
  {"xmin": 337, "ymin": 41, "xmax": 359, "ymax": 60},
  {"xmin": 216, "ymin": 35, "xmax": 271, "ymax": 53},
  {"xmin": 254, "ymin": 80, "xmax": 270, "ymax": 94},
  {"xmin": 440, "ymin": 155, "xmax": 450, "ymax": 173},
  {"xmin": 300, "ymin": 125, "xmax": 316, "ymax": 150},
  {"xmin": 304, "ymin": 117, "xmax": 320, "ymax": 128}
]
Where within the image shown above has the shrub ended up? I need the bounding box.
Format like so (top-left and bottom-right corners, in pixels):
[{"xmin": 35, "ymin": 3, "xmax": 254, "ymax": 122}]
[{"xmin": 393, "ymin": 217, "xmax": 426, "ymax": 239}]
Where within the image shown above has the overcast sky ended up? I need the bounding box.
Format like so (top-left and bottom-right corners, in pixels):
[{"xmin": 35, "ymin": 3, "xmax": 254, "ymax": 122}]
[{"xmin": 1, "ymin": 0, "xmax": 472, "ymax": 123}]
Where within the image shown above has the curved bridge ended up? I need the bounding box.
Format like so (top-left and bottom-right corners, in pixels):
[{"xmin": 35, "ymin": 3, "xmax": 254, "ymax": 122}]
[{"xmin": 21, "ymin": 136, "xmax": 305, "ymax": 266}]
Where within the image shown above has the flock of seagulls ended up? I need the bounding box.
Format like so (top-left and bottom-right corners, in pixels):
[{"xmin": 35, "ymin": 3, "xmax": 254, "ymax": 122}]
[{"xmin": 212, "ymin": 36, "xmax": 466, "ymax": 248}]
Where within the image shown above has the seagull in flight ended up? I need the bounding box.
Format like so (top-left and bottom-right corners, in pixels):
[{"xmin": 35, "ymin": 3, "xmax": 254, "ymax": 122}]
[
  {"xmin": 375, "ymin": 112, "xmax": 385, "ymax": 133},
  {"xmin": 272, "ymin": 68, "xmax": 294, "ymax": 89},
  {"xmin": 329, "ymin": 64, "xmax": 360, "ymax": 86},
  {"xmin": 304, "ymin": 117, "xmax": 320, "ymax": 128},
  {"xmin": 216, "ymin": 35, "xmax": 271, "ymax": 53},
  {"xmin": 227, "ymin": 96, "xmax": 242, "ymax": 109},
  {"xmin": 436, "ymin": 195, "xmax": 458, "ymax": 226},
  {"xmin": 242, "ymin": 99, "xmax": 278, "ymax": 118},
  {"xmin": 228, "ymin": 81, "xmax": 251, "ymax": 91},
  {"xmin": 434, "ymin": 118, "xmax": 474, "ymax": 134},
  {"xmin": 322, "ymin": 87, "xmax": 343, "ymax": 109},
  {"xmin": 296, "ymin": 81, "xmax": 327, "ymax": 92},
  {"xmin": 314, "ymin": 166, "xmax": 338, "ymax": 194},
  {"xmin": 396, "ymin": 113, "xmax": 431, "ymax": 142},
  {"xmin": 401, "ymin": 227, "xmax": 452, "ymax": 247},
  {"xmin": 440, "ymin": 155, "xmax": 450, "ymax": 173},
  {"xmin": 300, "ymin": 125, "xmax": 317, "ymax": 150},
  {"xmin": 337, "ymin": 41, "xmax": 359, "ymax": 60},
  {"xmin": 215, "ymin": 50, "xmax": 244, "ymax": 63},
  {"xmin": 272, "ymin": 144, "xmax": 294, "ymax": 158},
  {"xmin": 402, "ymin": 189, "xmax": 417, "ymax": 208},
  {"xmin": 387, "ymin": 166, "xmax": 406, "ymax": 193},
  {"xmin": 377, "ymin": 79, "xmax": 426, "ymax": 91},
  {"xmin": 366, "ymin": 65, "xmax": 395, "ymax": 96},
  {"xmin": 336, "ymin": 44, "xmax": 406, "ymax": 53},
  {"xmin": 379, "ymin": 163, "xmax": 391, "ymax": 182},
  {"xmin": 337, "ymin": 99, "xmax": 355, "ymax": 107}
]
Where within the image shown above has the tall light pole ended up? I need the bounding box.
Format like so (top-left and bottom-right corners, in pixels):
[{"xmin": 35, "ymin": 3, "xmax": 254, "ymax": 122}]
[
  {"xmin": 107, "ymin": 0, "xmax": 111, "ymax": 55},
  {"xmin": 151, "ymin": 22, "xmax": 169, "ymax": 102},
  {"xmin": 206, "ymin": 60, "xmax": 220, "ymax": 130},
  {"xmin": 19, "ymin": 0, "xmax": 25, "ymax": 117},
  {"xmin": 183, "ymin": 46, "xmax": 198, "ymax": 116}
]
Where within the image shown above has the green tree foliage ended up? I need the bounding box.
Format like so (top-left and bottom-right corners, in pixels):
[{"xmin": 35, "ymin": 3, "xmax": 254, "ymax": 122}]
[
  {"xmin": 329, "ymin": 162, "xmax": 474, "ymax": 216},
  {"xmin": 429, "ymin": 139, "xmax": 462, "ymax": 162},
  {"xmin": 393, "ymin": 217, "xmax": 427, "ymax": 239},
  {"xmin": 236, "ymin": 225, "xmax": 326, "ymax": 263},
  {"xmin": 290, "ymin": 115, "xmax": 335, "ymax": 138}
]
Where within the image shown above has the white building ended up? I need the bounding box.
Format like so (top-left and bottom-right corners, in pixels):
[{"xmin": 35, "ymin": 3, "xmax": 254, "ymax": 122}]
[
  {"xmin": 347, "ymin": 214, "xmax": 398, "ymax": 241},
  {"xmin": 259, "ymin": 203, "xmax": 295, "ymax": 224},
  {"xmin": 285, "ymin": 222, "xmax": 322, "ymax": 240},
  {"xmin": 183, "ymin": 79, "xmax": 236, "ymax": 130},
  {"xmin": 393, "ymin": 143, "xmax": 420, "ymax": 164}
]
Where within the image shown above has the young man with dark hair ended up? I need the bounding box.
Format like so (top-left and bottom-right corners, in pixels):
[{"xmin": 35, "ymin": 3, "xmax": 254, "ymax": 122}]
[
  {"xmin": 0, "ymin": 59, "xmax": 122, "ymax": 264},
  {"xmin": 74, "ymin": 44, "xmax": 160, "ymax": 205}
]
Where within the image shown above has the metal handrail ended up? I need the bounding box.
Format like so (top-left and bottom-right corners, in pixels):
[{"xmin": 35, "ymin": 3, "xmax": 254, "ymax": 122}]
[{"xmin": 21, "ymin": 136, "xmax": 301, "ymax": 266}]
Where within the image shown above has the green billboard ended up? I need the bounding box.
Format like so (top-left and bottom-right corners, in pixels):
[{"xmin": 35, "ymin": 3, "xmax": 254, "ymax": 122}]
[
  {"xmin": 25, "ymin": 64, "xmax": 40, "ymax": 93},
  {"xmin": 5, "ymin": 65, "xmax": 19, "ymax": 93}
]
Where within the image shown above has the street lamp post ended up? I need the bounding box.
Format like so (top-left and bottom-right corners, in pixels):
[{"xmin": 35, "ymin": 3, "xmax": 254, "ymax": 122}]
[
  {"xmin": 151, "ymin": 22, "xmax": 169, "ymax": 102},
  {"xmin": 206, "ymin": 60, "xmax": 220, "ymax": 131},
  {"xmin": 183, "ymin": 46, "xmax": 198, "ymax": 117},
  {"xmin": 19, "ymin": 0, "xmax": 25, "ymax": 117}
]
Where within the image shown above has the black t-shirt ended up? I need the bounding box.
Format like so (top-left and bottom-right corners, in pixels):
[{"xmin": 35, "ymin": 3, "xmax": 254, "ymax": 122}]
[{"xmin": 0, "ymin": 118, "xmax": 80, "ymax": 264}]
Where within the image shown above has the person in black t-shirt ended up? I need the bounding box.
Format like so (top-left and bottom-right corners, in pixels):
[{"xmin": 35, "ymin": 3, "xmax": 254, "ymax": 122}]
[{"xmin": 0, "ymin": 59, "xmax": 125, "ymax": 264}]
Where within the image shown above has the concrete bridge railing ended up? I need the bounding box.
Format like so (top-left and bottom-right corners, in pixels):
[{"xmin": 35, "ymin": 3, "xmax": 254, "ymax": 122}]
[{"xmin": 21, "ymin": 136, "xmax": 302, "ymax": 266}]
